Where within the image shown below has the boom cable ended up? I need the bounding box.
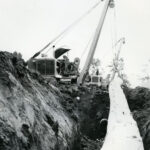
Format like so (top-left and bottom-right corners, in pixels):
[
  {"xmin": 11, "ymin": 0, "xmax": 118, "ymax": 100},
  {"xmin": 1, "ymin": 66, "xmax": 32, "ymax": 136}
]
[
  {"xmin": 80, "ymin": 34, "xmax": 94, "ymax": 59},
  {"xmin": 30, "ymin": 1, "xmax": 102, "ymax": 59},
  {"xmin": 110, "ymin": 6, "xmax": 118, "ymax": 55}
]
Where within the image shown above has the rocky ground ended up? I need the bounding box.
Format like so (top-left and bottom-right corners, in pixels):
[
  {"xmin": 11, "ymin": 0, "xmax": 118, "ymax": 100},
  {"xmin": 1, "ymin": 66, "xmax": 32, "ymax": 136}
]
[{"xmin": 0, "ymin": 51, "xmax": 150, "ymax": 150}]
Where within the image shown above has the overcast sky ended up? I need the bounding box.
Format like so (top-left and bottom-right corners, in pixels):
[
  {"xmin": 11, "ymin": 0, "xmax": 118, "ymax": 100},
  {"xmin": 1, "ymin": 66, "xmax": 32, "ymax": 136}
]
[{"xmin": 0, "ymin": 0, "xmax": 150, "ymax": 86}]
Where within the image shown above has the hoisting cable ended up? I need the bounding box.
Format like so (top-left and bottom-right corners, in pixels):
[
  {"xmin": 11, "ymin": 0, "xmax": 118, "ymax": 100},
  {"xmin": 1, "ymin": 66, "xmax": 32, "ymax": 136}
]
[
  {"xmin": 102, "ymin": 4, "xmax": 118, "ymax": 76},
  {"xmin": 44, "ymin": 45, "xmax": 55, "ymax": 55},
  {"xmin": 29, "ymin": 1, "xmax": 101, "ymax": 60},
  {"xmin": 109, "ymin": 5, "xmax": 118, "ymax": 58},
  {"xmin": 44, "ymin": 1, "xmax": 102, "ymax": 56},
  {"xmin": 99, "ymin": 8, "xmax": 117, "ymax": 61},
  {"xmin": 80, "ymin": 33, "xmax": 94, "ymax": 59},
  {"xmin": 113, "ymin": 6, "xmax": 118, "ymax": 51}
]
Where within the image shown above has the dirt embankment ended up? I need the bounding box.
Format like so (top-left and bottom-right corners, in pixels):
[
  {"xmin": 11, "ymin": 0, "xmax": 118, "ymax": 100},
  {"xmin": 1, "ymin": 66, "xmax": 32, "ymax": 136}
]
[
  {"xmin": 0, "ymin": 51, "xmax": 79, "ymax": 150},
  {"xmin": 124, "ymin": 86, "xmax": 150, "ymax": 150}
]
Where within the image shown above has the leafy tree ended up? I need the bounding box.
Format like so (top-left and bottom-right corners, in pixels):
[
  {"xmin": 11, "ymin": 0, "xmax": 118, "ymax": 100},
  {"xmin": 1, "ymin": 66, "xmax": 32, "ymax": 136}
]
[
  {"xmin": 140, "ymin": 60, "xmax": 150, "ymax": 88},
  {"xmin": 89, "ymin": 58, "xmax": 101, "ymax": 75},
  {"xmin": 13, "ymin": 51, "xmax": 22, "ymax": 59},
  {"xmin": 109, "ymin": 57, "xmax": 130, "ymax": 87}
]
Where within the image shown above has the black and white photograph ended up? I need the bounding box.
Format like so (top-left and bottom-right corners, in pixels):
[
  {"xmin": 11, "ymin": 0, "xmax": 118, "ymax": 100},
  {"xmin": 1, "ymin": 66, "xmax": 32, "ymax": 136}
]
[{"xmin": 0, "ymin": 0, "xmax": 150, "ymax": 149}]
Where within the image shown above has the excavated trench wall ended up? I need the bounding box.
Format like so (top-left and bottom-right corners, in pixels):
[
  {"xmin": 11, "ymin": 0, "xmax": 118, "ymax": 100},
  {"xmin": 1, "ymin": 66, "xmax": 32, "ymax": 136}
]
[
  {"xmin": 0, "ymin": 52, "xmax": 79, "ymax": 150},
  {"xmin": 124, "ymin": 87, "xmax": 150, "ymax": 150}
]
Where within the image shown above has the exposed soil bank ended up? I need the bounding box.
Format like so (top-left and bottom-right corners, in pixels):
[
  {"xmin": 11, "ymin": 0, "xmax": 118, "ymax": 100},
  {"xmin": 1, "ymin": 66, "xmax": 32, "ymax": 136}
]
[
  {"xmin": 0, "ymin": 52, "xmax": 79, "ymax": 150},
  {"xmin": 124, "ymin": 87, "xmax": 150, "ymax": 150}
]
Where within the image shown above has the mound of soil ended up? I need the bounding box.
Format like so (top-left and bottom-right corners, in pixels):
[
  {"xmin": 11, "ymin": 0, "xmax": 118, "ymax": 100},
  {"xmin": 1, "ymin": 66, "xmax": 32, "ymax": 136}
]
[{"xmin": 0, "ymin": 51, "xmax": 78, "ymax": 150}]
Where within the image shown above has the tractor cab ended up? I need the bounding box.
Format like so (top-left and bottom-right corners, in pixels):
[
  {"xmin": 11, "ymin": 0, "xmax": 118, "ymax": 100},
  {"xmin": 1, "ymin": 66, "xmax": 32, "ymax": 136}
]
[{"xmin": 28, "ymin": 47, "xmax": 80, "ymax": 83}]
